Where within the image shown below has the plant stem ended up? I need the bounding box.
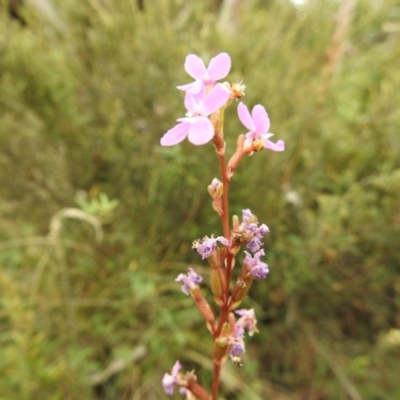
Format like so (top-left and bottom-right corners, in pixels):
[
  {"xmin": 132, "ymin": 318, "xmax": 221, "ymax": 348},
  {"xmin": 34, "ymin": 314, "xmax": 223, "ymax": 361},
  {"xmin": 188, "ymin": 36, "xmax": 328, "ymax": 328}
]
[
  {"xmin": 211, "ymin": 360, "xmax": 222, "ymax": 400},
  {"xmin": 219, "ymin": 154, "xmax": 230, "ymax": 240},
  {"xmin": 211, "ymin": 151, "xmax": 234, "ymax": 400}
]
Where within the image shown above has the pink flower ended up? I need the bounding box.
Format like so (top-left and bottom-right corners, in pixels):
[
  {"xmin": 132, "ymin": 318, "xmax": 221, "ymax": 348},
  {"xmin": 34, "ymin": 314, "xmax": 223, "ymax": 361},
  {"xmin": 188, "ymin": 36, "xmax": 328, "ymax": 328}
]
[
  {"xmin": 162, "ymin": 360, "xmax": 182, "ymax": 396},
  {"xmin": 237, "ymin": 102, "xmax": 285, "ymax": 152},
  {"xmin": 160, "ymin": 83, "xmax": 230, "ymax": 146},
  {"xmin": 177, "ymin": 52, "xmax": 231, "ymax": 92}
]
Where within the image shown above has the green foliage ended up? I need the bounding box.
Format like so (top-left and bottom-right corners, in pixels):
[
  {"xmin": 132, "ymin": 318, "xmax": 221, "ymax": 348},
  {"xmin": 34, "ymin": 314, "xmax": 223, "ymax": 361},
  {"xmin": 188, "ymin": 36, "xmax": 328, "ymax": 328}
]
[{"xmin": 1, "ymin": 0, "xmax": 400, "ymax": 399}]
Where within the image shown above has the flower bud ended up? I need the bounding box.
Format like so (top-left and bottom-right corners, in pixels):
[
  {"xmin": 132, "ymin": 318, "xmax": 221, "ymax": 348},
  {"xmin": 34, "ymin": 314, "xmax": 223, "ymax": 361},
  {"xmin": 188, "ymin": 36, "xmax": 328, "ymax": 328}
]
[
  {"xmin": 207, "ymin": 178, "xmax": 223, "ymax": 198},
  {"xmin": 208, "ymin": 248, "xmax": 227, "ymax": 305},
  {"xmin": 243, "ymin": 137, "xmax": 264, "ymax": 154},
  {"xmin": 191, "ymin": 286, "xmax": 215, "ymax": 326},
  {"xmin": 213, "ymin": 322, "xmax": 231, "ymax": 361},
  {"xmin": 210, "ymin": 114, "xmax": 226, "ymax": 155},
  {"xmin": 230, "ymin": 265, "xmax": 254, "ymax": 309},
  {"xmin": 232, "ymin": 215, "xmax": 240, "ymax": 231},
  {"xmin": 230, "ymin": 81, "xmax": 246, "ymax": 99},
  {"xmin": 207, "ymin": 179, "xmax": 224, "ymax": 217}
]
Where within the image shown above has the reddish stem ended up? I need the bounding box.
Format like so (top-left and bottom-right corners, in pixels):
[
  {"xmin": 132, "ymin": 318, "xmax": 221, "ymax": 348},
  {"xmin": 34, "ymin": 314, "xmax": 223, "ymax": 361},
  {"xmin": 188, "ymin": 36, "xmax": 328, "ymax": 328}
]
[
  {"xmin": 211, "ymin": 359, "xmax": 222, "ymax": 400},
  {"xmin": 211, "ymin": 152, "xmax": 234, "ymax": 400}
]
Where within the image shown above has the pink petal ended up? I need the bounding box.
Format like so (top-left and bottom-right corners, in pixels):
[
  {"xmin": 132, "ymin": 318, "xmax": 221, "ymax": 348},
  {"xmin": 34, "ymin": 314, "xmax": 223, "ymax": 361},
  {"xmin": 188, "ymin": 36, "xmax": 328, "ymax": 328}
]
[
  {"xmin": 203, "ymin": 83, "xmax": 230, "ymax": 115},
  {"xmin": 188, "ymin": 117, "xmax": 214, "ymax": 145},
  {"xmin": 177, "ymin": 81, "xmax": 204, "ymax": 93},
  {"xmin": 252, "ymin": 105, "xmax": 270, "ymax": 134},
  {"xmin": 184, "ymin": 54, "xmax": 207, "ymax": 80},
  {"xmin": 177, "ymin": 82, "xmax": 194, "ymax": 91},
  {"xmin": 171, "ymin": 360, "xmax": 182, "ymax": 375},
  {"xmin": 264, "ymin": 139, "xmax": 285, "ymax": 152},
  {"xmin": 160, "ymin": 121, "xmax": 190, "ymax": 146},
  {"xmin": 237, "ymin": 102, "xmax": 255, "ymax": 131},
  {"xmin": 184, "ymin": 91, "xmax": 199, "ymax": 114},
  {"xmin": 184, "ymin": 84, "xmax": 207, "ymax": 114},
  {"xmin": 207, "ymin": 53, "xmax": 231, "ymax": 81}
]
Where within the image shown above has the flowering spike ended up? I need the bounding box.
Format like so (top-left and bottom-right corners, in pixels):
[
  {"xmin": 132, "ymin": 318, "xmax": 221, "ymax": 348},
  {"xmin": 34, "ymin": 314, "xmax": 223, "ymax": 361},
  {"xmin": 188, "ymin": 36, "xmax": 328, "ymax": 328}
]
[{"xmin": 161, "ymin": 52, "xmax": 285, "ymax": 400}]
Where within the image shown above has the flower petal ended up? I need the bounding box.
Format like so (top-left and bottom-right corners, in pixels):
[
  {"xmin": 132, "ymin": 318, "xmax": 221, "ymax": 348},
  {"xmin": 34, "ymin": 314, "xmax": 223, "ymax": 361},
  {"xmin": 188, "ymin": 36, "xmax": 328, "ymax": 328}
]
[
  {"xmin": 203, "ymin": 83, "xmax": 230, "ymax": 115},
  {"xmin": 184, "ymin": 54, "xmax": 207, "ymax": 80},
  {"xmin": 162, "ymin": 373, "xmax": 175, "ymax": 395},
  {"xmin": 177, "ymin": 80, "xmax": 204, "ymax": 93},
  {"xmin": 171, "ymin": 360, "xmax": 182, "ymax": 375},
  {"xmin": 188, "ymin": 117, "xmax": 214, "ymax": 145},
  {"xmin": 252, "ymin": 105, "xmax": 270, "ymax": 134},
  {"xmin": 237, "ymin": 102, "xmax": 255, "ymax": 131},
  {"xmin": 184, "ymin": 91, "xmax": 199, "ymax": 114},
  {"xmin": 176, "ymin": 82, "xmax": 194, "ymax": 91},
  {"xmin": 264, "ymin": 139, "xmax": 285, "ymax": 152},
  {"xmin": 184, "ymin": 84, "xmax": 206, "ymax": 113},
  {"xmin": 207, "ymin": 52, "xmax": 231, "ymax": 81},
  {"xmin": 160, "ymin": 121, "xmax": 190, "ymax": 146}
]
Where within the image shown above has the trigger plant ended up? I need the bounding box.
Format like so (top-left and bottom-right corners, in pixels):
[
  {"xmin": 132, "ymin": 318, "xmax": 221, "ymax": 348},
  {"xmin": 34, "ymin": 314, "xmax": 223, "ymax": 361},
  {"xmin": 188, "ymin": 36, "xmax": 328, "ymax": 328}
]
[{"xmin": 160, "ymin": 52, "xmax": 285, "ymax": 400}]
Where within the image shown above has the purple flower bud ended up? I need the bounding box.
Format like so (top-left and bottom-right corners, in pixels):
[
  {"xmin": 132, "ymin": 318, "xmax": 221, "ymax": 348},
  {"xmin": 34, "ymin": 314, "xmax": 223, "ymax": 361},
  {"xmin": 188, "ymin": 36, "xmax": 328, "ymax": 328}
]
[
  {"xmin": 235, "ymin": 308, "xmax": 259, "ymax": 336},
  {"xmin": 197, "ymin": 238, "xmax": 217, "ymax": 259},
  {"xmin": 195, "ymin": 235, "xmax": 229, "ymax": 259},
  {"xmin": 175, "ymin": 267, "xmax": 203, "ymax": 295},
  {"xmin": 162, "ymin": 360, "xmax": 182, "ymax": 396},
  {"xmin": 247, "ymin": 237, "xmax": 262, "ymax": 253},
  {"xmin": 244, "ymin": 250, "xmax": 269, "ymax": 279},
  {"xmin": 258, "ymin": 224, "xmax": 269, "ymax": 236},
  {"xmin": 251, "ymin": 262, "xmax": 269, "ymax": 279},
  {"xmin": 241, "ymin": 209, "xmax": 254, "ymax": 224},
  {"xmin": 238, "ymin": 209, "xmax": 270, "ymax": 254},
  {"xmin": 229, "ymin": 325, "xmax": 245, "ymax": 357},
  {"xmin": 230, "ymin": 342, "xmax": 245, "ymax": 357}
]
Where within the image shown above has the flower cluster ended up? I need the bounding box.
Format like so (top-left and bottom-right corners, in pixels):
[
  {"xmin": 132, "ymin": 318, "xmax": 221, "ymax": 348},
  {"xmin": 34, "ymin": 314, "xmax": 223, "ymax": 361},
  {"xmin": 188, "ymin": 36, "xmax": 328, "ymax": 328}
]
[
  {"xmin": 234, "ymin": 209, "xmax": 270, "ymax": 279},
  {"xmin": 160, "ymin": 53, "xmax": 231, "ymax": 146},
  {"xmin": 161, "ymin": 52, "xmax": 285, "ymax": 400},
  {"xmin": 239, "ymin": 209, "xmax": 270, "ymax": 253},
  {"xmin": 160, "ymin": 52, "xmax": 284, "ymax": 152}
]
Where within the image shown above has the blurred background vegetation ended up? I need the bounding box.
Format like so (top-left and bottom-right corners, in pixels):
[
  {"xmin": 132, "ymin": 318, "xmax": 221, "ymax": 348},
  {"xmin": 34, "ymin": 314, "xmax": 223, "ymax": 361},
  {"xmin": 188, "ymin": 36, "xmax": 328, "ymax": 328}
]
[{"xmin": 1, "ymin": 0, "xmax": 400, "ymax": 399}]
